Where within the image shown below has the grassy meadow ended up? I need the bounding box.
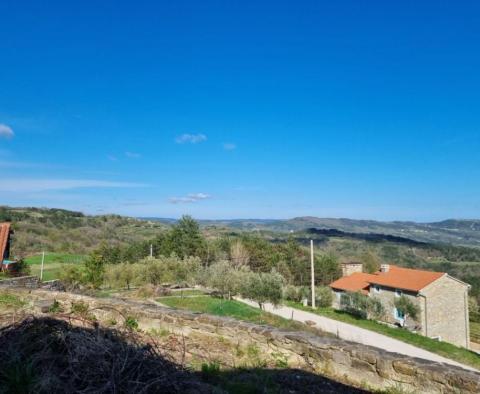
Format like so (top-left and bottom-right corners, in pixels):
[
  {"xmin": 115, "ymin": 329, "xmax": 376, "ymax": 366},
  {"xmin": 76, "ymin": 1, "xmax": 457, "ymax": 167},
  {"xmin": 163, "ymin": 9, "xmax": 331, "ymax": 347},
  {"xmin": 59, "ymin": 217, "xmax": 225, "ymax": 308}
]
[
  {"xmin": 158, "ymin": 294, "xmax": 320, "ymax": 333},
  {"xmin": 24, "ymin": 253, "xmax": 87, "ymax": 281}
]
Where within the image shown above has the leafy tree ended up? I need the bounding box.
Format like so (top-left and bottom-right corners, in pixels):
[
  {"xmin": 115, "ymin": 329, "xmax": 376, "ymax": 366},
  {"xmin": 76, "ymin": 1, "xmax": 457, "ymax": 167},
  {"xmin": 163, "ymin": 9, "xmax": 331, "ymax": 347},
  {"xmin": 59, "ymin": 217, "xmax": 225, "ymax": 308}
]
[
  {"xmin": 138, "ymin": 255, "xmax": 202, "ymax": 287},
  {"xmin": 367, "ymin": 297, "xmax": 385, "ymax": 319},
  {"xmin": 340, "ymin": 292, "xmax": 369, "ymax": 318},
  {"xmin": 84, "ymin": 242, "xmax": 109, "ymax": 288},
  {"xmin": 241, "ymin": 271, "xmax": 284, "ymax": 308},
  {"xmin": 283, "ymin": 285, "xmax": 301, "ymax": 302},
  {"xmin": 105, "ymin": 263, "xmax": 138, "ymax": 289},
  {"xmin": 314, "ymin": 286, "xmax": 333, "ymax": 308},
  {"xmin": 59, "ymin": 265, "xmax": 85, "ymax": 291},
  {"xmin": 315, "ymin": 253, "xmax": 341, "ymax": 286},
  {"xmin": 340, "ymin": 292, "xmax": 384, "ymax": 319},
  {"xmin": 168, "ymin": 216, "xmax": 206, "ymax": 259},
  {"xmin": 203, "ymin": 261, "xmax": 249, "ymax": 299},
  {"xmin": 230, "ymin": 240, "xmax": 250, "ymax": 268},
  {"xmin": 361, "ymin": 250, "xmax": 381, "ymax": 274},
  {"xmin": 394, "ymin": 295, "xmax": 420, "ymax": 326}
]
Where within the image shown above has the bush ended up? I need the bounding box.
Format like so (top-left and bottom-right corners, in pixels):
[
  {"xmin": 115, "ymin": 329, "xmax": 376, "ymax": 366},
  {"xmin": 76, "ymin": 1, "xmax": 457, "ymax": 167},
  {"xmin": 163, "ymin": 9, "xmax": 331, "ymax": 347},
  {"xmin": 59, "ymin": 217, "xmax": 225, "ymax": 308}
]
[
  {"xmin": 59, "ymin": 265, "xmax": 85, "ymax": 291},
  {"xmin": 125, "ymin": 316, "xmax": 139, "ymax": 331},
  {"xmin": 340, "ymin": 292, "xmax": 385, "ymax": 320},
  {"xmin": 314, "ymin": 286, "xmax": 333, "ymax": 308},
  {"xmin": 283, "ymin": 285, "xmax": 301, "ymax": 302},
  {"xmin": 340, "ymin": 292, "xmax": 369, "ymax": 319}
]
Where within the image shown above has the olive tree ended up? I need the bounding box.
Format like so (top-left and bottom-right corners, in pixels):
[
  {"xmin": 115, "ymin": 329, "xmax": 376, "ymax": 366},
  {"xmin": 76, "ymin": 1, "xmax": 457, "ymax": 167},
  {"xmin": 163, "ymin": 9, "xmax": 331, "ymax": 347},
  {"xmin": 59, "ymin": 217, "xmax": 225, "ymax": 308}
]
[
  {"xmin": 203, "ymin": 261, "xmax": 249, "ymax": 299},
  {"xmin": 394, "ymin": 295, "xmax": 420, "ymax": 327},
  {"xmin": 241, "ymin": 271, "xmax": 284, "ymax": 309},
  {"xmin": 105, "ymin": 263, "xmax": 138, "ymax": 290}
]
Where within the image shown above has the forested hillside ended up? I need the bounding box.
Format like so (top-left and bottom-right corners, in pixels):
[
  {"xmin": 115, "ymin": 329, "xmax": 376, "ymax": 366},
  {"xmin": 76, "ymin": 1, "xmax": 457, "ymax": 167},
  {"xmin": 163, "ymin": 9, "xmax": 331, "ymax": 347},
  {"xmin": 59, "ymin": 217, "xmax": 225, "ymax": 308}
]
[
  {"xmin": 177, "ymin": 216, "xmax": 480, "ymax": 247},
  {"xmin": 0, "ymin": 206, "xmax": 166, "ymax": 256}
]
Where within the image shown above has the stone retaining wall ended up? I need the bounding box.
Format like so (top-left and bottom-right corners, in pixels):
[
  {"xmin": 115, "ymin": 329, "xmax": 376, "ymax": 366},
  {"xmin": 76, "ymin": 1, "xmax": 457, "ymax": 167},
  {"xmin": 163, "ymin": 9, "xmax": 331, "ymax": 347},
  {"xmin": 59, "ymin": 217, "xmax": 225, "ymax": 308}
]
[
  {"xmin": 18, "ymin": 290, "xmax": 480, "ymax": 393},
  {"xmin": 0, "ymin": 276, "xmax": 39, "ymax": 288}
]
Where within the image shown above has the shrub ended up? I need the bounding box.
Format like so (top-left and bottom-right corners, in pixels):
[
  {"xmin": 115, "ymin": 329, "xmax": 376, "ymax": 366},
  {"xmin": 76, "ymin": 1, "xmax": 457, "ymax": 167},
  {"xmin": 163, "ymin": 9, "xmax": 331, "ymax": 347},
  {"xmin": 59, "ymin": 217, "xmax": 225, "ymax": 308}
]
[
  {"xmin": 48, "ymin": 300, "xmax": 63, "ymax": 313},
  {"xmin": 125, "ymin": 316, "xmax": 139, "ymax": 331},
  {"xmin": 314, "ymin": 286, "xmax": 333, "ymax": 308},
  {"xmin": 340, "ymin": 292, "xmax": 369, "ymax": 319},
  {"xmin": 394, "ymin": 296, "xmax": 420, "ymax": 324},
  {"xmin": 340, "ymin": 292, "xmax": 386, "ymax": 320},
  {"xmin": 367, "ymin": 297, "xmax": 385, "ymax": 319},
  {"xmin": 201, "ymin": 362, "xmax": 220, "ymax": 382},
  {"xmin": 59, "ymin": 265, "xmax": 84, "ymax": 291},
  {"xmin": 71, "ymin": 301, "xmax": 89, "ymax": 317},
  {"xmin": 283, "ymin": 285, "xmax": 301, "ymax": 302}
]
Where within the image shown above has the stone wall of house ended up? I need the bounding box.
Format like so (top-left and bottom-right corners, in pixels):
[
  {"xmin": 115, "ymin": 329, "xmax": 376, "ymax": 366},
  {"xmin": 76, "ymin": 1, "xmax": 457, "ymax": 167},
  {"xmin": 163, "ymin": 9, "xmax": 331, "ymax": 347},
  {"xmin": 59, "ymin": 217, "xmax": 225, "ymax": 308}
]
[
  {"xmin": 341, "ymin": 263, "xmax": 363, "ymax": 277},
  {"xmin": 368, "ymin": 285, "xmax": 423, "ymax": 332},
  {"xmin": 421, "ymin": 275, "xmax": 470, "ymax": 348},
  {"xmin": 15, "ymin": 289, "xmax": 480, "ymax": 394}
]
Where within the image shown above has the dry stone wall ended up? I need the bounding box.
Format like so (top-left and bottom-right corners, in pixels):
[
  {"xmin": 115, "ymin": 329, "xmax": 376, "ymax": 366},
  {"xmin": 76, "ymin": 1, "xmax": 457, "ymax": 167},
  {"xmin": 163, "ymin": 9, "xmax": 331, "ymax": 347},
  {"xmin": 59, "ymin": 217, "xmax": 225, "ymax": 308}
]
[{"xmin": 15, "ymin": 289, "xmax": 480, "ymax": 394}]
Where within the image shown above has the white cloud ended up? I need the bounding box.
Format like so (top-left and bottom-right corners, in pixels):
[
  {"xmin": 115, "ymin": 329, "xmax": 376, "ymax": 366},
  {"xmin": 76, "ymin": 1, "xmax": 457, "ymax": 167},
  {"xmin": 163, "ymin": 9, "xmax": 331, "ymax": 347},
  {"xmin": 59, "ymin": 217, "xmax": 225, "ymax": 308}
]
[
  {"xmin": 0, "ymin": 179, "xmax": 147, "ymax": 192},
  {"xmin": 223, "ymin": 143, "xmax": 236, "ymax": 150},
  {"xmin": 169, "ymin": 192, "xmax": 211, "ymax": 204},
  {"xmin": 125, "ymin": 152, "xmax": 141, "ymax": 159},
  {"xmin": 175, "ymin": 133, "xmax": 207, "ymax": 144},
  {"xmin": 0, "ymin": 124, "xmax": 14, "ymax": 139}
]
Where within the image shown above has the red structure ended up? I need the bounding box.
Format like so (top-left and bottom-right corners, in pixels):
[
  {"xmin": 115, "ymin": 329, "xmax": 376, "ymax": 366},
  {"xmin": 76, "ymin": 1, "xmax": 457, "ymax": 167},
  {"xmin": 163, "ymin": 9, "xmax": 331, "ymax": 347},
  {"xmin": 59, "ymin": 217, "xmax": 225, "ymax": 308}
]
[{"xmin": 0, "ymin": 222, "xmax": 17, "ymax": 271}]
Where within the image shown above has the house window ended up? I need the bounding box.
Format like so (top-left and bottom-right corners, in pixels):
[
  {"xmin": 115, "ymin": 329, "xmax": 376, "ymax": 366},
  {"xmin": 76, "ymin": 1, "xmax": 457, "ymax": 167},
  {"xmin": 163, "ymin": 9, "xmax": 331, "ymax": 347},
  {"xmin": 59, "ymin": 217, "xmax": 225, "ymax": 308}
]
[
  {"xmin": 395, "ymin": 289, "xmax": 402, "ymax": 298},
  {"xmin": 394, "ymin": 308, "xmax": 405, "ymax": 321},
  {"xmin": 373, "ymin": 285, "xmax": 381, "ymax": 293}
]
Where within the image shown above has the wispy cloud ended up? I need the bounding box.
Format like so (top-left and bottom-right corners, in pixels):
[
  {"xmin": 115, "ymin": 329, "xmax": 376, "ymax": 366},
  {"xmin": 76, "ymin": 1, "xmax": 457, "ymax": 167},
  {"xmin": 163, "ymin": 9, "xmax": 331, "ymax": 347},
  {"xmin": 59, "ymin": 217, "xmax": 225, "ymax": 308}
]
[
  {"xmin": 223, "ymin": 143, "xmax": 236, "ymax": 151},
  {"xmin": 0, "ymin": 179, "xmax": 148, "ymax": 192},
  {"xmin": 0, "ymin": 124, "xmax": 14, "ymax": 139},
  {"xmin": 0, "ymin": 160, "xmax": 65, "ymax": 169},
  {"xmin": 175, "ymin": 133, "xmax": 207, "ymax": 144},
  {"xmin": 107, "ymin": 155, "xmax": 118, "ymax": 161},
  {"xmin": 169, "ymin": 192, "xmax": 211, "ymax": 204},
  {"xmin": 125, "ymin": 152, "xmax": 141, "ymax": 159}
]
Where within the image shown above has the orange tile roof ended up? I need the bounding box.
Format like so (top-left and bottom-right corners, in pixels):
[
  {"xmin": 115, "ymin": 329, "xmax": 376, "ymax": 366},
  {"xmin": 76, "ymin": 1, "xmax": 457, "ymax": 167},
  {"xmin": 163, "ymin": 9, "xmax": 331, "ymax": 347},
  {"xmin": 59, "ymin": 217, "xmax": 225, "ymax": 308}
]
[
  {"xmin": 330, "ymin": 272, "xmax": 377, "ymax": 295},
  {"xmin": 0, "ymin": 223, "xmax": 11, "ymax": 261},
  {"xmin": 367, "ymin": 265, "xmax": 445, "ymax": 292}
]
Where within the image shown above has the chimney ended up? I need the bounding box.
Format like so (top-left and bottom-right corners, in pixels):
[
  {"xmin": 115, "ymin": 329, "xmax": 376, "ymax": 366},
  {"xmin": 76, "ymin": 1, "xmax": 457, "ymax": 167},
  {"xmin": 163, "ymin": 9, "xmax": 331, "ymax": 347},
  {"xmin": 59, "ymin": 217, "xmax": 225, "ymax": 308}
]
[
  {"xmin": 341, "ymin": 262, "xmax": 363, "ymax": 277},
  {"xmin": 380, "ymin": 264, "xmax": 390, "ymax": 273}
]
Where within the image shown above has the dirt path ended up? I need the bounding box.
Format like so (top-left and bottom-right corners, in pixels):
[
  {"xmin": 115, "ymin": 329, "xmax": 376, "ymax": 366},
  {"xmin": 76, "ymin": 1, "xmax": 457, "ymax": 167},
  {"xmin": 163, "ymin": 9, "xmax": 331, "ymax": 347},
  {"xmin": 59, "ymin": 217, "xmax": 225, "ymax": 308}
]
[{"xmin": 235, "ymin": 297, "xmax": 477, "ymax": 372}]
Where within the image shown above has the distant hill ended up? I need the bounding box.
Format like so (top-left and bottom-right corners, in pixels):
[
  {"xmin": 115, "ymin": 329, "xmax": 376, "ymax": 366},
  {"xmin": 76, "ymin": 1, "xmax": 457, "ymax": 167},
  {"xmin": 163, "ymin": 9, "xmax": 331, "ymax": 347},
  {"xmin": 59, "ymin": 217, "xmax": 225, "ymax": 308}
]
[
  {"xmin": 0, "ymin": 206, "xmax": 167, "ymax": 256},
  {"xmin": 147, "ymin": 216, "xmax": 480, "ymax": 247}
]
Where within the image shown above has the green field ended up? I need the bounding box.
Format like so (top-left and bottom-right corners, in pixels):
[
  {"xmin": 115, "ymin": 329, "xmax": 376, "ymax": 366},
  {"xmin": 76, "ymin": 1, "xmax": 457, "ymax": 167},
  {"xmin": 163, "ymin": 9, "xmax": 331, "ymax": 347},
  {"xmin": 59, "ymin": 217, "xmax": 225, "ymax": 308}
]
[
  {"xmin": 287, "ymin": 301, "xmax": 480, "ymax": 370},
  {"xmin": 158, "ymin": 295, "xmax": 317, "ymax": 332},
  {"xmin": 24, "ymin": 253, "xmax": 87, "ymax": 281}
]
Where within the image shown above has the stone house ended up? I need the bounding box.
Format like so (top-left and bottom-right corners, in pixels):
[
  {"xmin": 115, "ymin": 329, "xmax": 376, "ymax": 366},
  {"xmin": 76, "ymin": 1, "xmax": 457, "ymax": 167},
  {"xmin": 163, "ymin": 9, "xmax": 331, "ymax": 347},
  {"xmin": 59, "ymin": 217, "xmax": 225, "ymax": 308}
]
[{"xmin": 329, "ymin": 263, "xmax": 470, "ymax": 348}]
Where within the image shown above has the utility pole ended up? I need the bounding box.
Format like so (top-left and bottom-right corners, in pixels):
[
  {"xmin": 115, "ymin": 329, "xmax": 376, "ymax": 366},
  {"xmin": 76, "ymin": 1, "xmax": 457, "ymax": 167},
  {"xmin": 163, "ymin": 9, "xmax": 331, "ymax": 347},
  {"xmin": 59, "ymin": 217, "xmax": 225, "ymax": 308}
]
[
  {"xmin": 150, "ymin": 244, "xmax": 153, "ymax": 259},
  {"xmin": 311, "ymin": 240, "xmax": 316, "ymax": 309},
  {"xmin": 40, "ymin": 251, "xmax": 45, "ymax": 281}
]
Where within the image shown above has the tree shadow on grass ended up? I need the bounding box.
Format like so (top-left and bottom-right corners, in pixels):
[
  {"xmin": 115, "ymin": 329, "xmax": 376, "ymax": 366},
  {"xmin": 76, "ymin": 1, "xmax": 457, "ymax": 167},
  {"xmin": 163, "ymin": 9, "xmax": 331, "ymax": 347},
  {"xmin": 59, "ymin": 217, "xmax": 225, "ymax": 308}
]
[{"xmin": 0, "ymin": 316, "xmax": 370, "ymax": 394}]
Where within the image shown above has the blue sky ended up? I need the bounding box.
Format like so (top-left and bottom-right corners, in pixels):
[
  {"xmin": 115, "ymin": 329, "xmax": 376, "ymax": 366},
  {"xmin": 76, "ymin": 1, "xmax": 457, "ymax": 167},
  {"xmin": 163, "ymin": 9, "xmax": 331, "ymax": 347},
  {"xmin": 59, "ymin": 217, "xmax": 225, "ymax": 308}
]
[{"xmin": 1, "ymin": 1, "xmax": 479, "ymax": 221}]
